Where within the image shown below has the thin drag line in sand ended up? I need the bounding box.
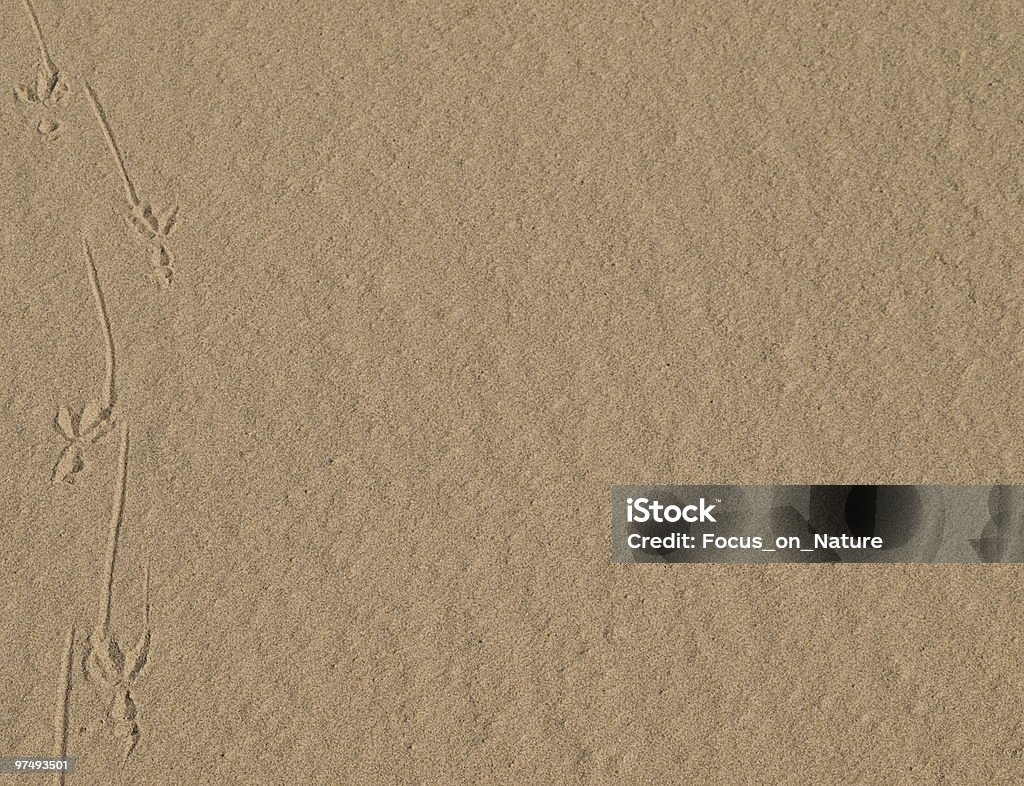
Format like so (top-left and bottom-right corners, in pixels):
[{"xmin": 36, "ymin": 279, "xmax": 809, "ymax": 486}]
[
  {"xmin": 52, "ymin": 625, "xmax": 74, "ymax": 786},
  {"xmin": 20, "ymin": 0, "xmax": 56, "ymax": 77},
  {"xmin": 98, "ymin": 421, "xmax": 130, "ymax": 637},
  {"xmin": 83, "ymin": 81, "xmax": 139, "ymax": 208},
  {"xmin": 82, "ymin": 239, "xmax": 116, "ymax": 412}
]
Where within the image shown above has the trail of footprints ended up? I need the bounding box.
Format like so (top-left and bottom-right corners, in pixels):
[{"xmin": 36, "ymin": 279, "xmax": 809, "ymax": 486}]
[
  {"xmin": 14, "ymin": 0, "xmax": 180, "ymax": 288},
  {"xmin": 47, "ymin": 247, "xmax": 154, "ymax": 773},
  {"xmin": 9, "ymin": 0, "xmax": 181, "ymax": 776}
]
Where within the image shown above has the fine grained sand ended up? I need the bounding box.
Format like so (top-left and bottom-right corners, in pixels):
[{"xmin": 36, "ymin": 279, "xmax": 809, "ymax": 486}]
[{"xmin": 2, "ymin": 2, "xmax": 1023, "ymax": 784}]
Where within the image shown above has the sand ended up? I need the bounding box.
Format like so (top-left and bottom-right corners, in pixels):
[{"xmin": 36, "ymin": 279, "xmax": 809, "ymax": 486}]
[{"xmin": 2, "ymin": 1, "xmax": 1023, "ymax": 783}]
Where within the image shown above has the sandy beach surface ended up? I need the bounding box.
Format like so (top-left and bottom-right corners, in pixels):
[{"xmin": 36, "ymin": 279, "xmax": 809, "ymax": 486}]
[{"xmin": 2, "ymin": 2, "xmax": 1023, "ymax": 783}]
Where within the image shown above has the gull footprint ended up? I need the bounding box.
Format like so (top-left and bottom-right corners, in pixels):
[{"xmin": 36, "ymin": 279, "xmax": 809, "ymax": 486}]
[
  {"xmin": 126, "ymin": 202, "xmax": 177, "ymax": 289},
  {"xmin": 15, "ymin": 64, "xmax": 68, "ymax": 107},
  {"xmin": 84, "ymin": 82, "xmax": 180, "ymax": 290},
  {"xmin": 84, "ymin": 572, "xmax": 151, "ymax": 764},
  {"xmin": 53, "ymin": 400, "xmax": 115, "ymax": 483},
  {"xmin": 53, "ymin": 239, "xmax": 119, "ymax": 484},
  {"xmin": 15, "ymin": 67, "xmax": 68, "ymax": 144},
  {"xmin": 85, "ymin": 627, "xmax": 149, "ymax": 763},
  {"xmin": 14, "ymin": 0, "xmax": 70, "ymax": 143}
]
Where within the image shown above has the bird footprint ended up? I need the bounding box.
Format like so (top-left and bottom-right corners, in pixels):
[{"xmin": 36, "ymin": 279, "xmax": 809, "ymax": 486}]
[
  {"xmin": 85, "ymin": 624, "xmax": 150, "ymax": 763},
  {"xmin": 127, "ymin": 202, "xmax": 177, "ymax": 288},
  {"xmin": 53, "ymin": 400, "xmax": 114, "ymax": 484},
  {"xmin": 15, "ymin": 64, "xmax": 69, "ymax": 107}
]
